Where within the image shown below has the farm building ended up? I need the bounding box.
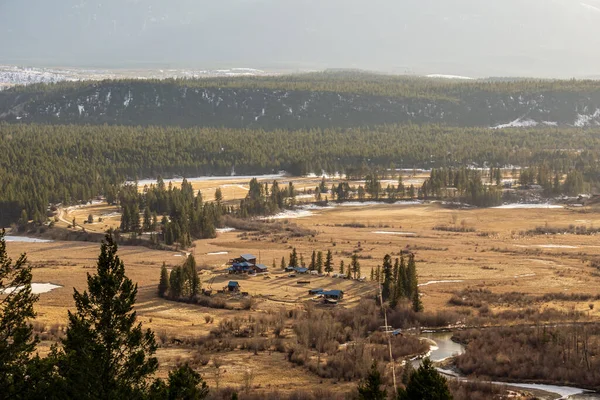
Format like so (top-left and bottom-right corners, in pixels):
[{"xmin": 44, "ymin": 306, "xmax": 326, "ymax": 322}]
[
  {"xmin": 227, "ymin": 254, "xmax": 268, "ymax": 274},
  {"xmin": 226, "ymin": 281, "xmax": 240, "ymax": 292},
  {"xmin": 322, "ymin": 290, "xmax": 344, "ymax": 300},
  {"xmin": 308, "ymin": 288, "xmax": 324, "ymax": 295},
  {"xmin": 285, "ymin": 266, "xmax": 309, "ymax": 274}
]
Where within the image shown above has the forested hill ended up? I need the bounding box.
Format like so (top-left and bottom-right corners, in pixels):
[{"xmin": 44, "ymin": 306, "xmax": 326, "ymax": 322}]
[{"xmin": 2, "ymin": 74, "xmax": 600, "ymax": 129}]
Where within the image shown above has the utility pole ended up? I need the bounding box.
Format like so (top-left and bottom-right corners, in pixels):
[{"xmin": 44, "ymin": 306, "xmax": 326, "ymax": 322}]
[{"xmin": 379, "ymin": 282, "xmax": 397, "ymax": 392}]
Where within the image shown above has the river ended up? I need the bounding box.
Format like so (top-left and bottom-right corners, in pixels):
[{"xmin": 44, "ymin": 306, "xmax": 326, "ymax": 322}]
[{"xmin": 420, "ymin": 332, "xmax": 599, "ymax": 400}]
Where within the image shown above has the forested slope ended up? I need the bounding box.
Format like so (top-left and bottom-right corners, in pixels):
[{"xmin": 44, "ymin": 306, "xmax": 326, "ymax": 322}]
[
  {"xmin": 2, "ymin": 122, "xmax": 600, "ymax": 227},
  {"xmin": 2, "ymin": 74, "xmax": 600, "ymax": 128}
]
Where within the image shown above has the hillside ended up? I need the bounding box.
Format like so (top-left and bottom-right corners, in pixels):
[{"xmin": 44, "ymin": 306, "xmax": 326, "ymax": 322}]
[{"xmin": 2, "ymin": 75, "xmax": 600, "ymax": 129}]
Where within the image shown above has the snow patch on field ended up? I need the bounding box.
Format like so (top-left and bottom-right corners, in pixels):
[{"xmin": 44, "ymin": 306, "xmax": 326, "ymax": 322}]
[
  {"xmin": 3, "ymin": 283, "xmax": 62, "ymax": 294},
  {"xmin": 207, "ymin": 251, "xmax": 228, "ymax": 255},
  {"xmin": 372, "ymin": 231, "xmax": 416, "ymax": 236},
  {"xmin": 418, "ymin": 280, "xmax": 464, "ymax": 287},
  {"xmin": 216, "ymin": 227, "xmax": 236, "ymax": 233},
  {"xmin": 4, "ymin": 236, "xmax": 54, "ymax": 243},
  {"xmin": 515, "ymin": 244, "xmax": 578, "ymax": 249},
  {"xmin": 493, "ymin": 203, "xmax": 563, "ymax": 209}
]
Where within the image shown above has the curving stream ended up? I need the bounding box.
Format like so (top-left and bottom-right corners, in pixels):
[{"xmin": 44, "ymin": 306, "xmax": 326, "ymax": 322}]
[{"xmin": 420, "ymin": 332, "xmax": 599, "ymax": 400}]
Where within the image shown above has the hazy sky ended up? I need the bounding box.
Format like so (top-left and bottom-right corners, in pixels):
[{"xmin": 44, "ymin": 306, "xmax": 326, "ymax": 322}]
[{"xmin": 2, "ymin": 0, "xmax": 600, "ymax": 77}]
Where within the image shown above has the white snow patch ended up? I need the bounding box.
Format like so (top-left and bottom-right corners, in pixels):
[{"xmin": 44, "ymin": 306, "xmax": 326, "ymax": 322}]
[
  {"xmin": 574, "ymin": 109, "xmax": 600, "ymax": 127},
  {"xmin": 134, "ymin": 173, "xmax": 286, "ymax": 187},
  {"xmin": 418, "ymin": 280, "xmax": 464, "ymax": 287},
  {"xmin": 216, "ymin": 227, "xmax": 236, "ymax": 233},
  {"xmin": 493, "ymin": 203, "xmax": 563, "ymax": 209},
  {"xmin": 78, "ymin": 105, "xmax": 84, "ymax": 115},
  {"xmin": 207, "ymin": 251, "xmax": 229, "ymax": 255},
  {"xmin": 3, "ymin": 283, "xmax": 62, "ymax": 294},
  {"xmin": 426, "ymin": 74, "xmax": 474, "ymax": 80},
  {"xmin": 492, "ymin": 118, "xmax": 538, "ymax": 129},
  {"xmin": 542, "ymin": 121, "xmax": 558, "ymax": 126},
  {"xmin": 4, "ymin": 236, "xmax": 54, "ymax": 243}
]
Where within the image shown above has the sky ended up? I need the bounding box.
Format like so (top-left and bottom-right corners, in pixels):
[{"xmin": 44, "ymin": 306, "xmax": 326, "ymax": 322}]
[{"xmin": 2, "ymin": 0, "xmax": 600, "ymax": 78}]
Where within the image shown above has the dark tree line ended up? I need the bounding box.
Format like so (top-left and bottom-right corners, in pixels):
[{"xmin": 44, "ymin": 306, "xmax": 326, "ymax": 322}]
[{"xmin": 3, "ymin": 122, "xmax": 600, "ymax": 227}]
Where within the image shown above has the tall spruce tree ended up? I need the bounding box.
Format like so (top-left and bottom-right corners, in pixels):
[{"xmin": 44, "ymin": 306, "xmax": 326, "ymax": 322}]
[
  {"xmin": 310, "ymin": 251, "xmax": 316, "ymax": 271},
  {"xmin": 316, "ymin": 251, "xmax": 323, "ymax": 274},
  {"xmin": 381, "ymin": 254, "xmax": 393, "ymax": 301},
  {"xmin": 59, "ymin": 234, "xmax": 158, "ymax": 399},
  {"xmin": 0, "ymin": 230, "xmax": 39, "ymax": 398},
  {"xmin": 183, "ymin": 255, "xmax": 200, "ymax": 298},
  {"xmin": 324, "ymin": 250, "xmax": 333, "ymax": 274},
  {"xmin": 158, "ymin": 262, "xmax": 169, "ymax": 298}
]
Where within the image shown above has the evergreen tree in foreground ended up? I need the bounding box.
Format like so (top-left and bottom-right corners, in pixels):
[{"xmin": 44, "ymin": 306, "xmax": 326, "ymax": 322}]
[
  {"xmin": 357, "ymin": 361, "xmax": 387, "ymax": 400},
  {"xmin": 59, "ymin": 234, "xmax": 158, "ymax": 399},
  {"xmin": 397, "ymin": 358, "xmax": 452, "ymax": 400},
  {"xmin": 0, "ymin": 230, "xmax": 39, "ymax": 398},
  {"xmin": 149, "ymin": 364, "xmax": 209, "ymax": 400}
]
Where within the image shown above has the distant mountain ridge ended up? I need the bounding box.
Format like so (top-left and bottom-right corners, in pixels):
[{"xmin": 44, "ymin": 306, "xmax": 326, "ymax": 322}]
[
  {"xmin": 2, "ymin": 0, "xmax": 600, "ymax": 77},
  {"xmin": 2, "ymin": 77, "xmax": 600, "ymax": 129}
]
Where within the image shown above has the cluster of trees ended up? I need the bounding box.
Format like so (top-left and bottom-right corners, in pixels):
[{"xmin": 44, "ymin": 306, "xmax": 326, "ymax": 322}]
[
  {"xmin": 118, "ymin": 179, "xmax": 225, "ymax": 246},
  {"xmin": 422, "ymin": 168, "xmax": 503, "ymax": 207},
  {"xmin": 3, "ymin": 122, "xmax": 600, "ymax": 227},
  {"xmin": 358, "ymin": 359, "xmax": 452, "ymax": 400},
  {"xmin": 373, "ymin": 254, "xmax": 423, "ymax": 312},
  {"xmin": 238, "ymin": 178, "xmax": 296, "ymax": 217},
  {"xmin": 285, "ymin": 248, "xmax": 356, "ymax": 277},
  {"xmin": 0, "ymin": 231, "xmax": 209, "ymax": 399},
  {"xmin": 519, "ymin": 165, "xmax": 586, "ymax": 195},
  {"xmin": 158, "ymin": 256, "xmax": 200, "ymax": 300}
]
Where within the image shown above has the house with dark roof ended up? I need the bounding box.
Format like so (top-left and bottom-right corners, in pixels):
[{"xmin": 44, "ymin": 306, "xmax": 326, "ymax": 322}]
[
  {"xmin": 228, "ymin": 254, "xmax": 268, "ymax": 274},
  {"xmin": 322, "ymin": 290, "xmax": 344, "ymax": 300},
  {"xmin": 226, "ymin": 281, "xmax": 240, "ymax": 292}
]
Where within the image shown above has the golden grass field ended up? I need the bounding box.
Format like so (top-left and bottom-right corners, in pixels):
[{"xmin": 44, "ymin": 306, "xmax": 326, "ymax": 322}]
[{"xmin": 5, "ymin": 175, "xmax": 600, "ymax": 392}]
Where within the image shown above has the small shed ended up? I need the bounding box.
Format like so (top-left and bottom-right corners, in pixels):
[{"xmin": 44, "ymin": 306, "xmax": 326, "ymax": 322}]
[
  {"xmin": 295, "ymin": 267, "xmax": 309, "ymax": 274},
  {"xmin": 226, "ymin": 281, "xmax": 240, "ymax": 292},
  {"xmin": 253, "ymin": 264, "xmax": 269, "ymax": 273},
  {"xmin": 308, "ymin": 288, "xmax": 324, "ymax": 295},
  {"xmin": 322, "ymin": 290, "xmax": 344, "ymax": 300}
]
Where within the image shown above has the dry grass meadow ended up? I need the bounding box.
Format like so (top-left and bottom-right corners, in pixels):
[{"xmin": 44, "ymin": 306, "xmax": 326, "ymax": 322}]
[{"xmin": 6, "ymin": 175, "xmax": 600, "ymax": 393}]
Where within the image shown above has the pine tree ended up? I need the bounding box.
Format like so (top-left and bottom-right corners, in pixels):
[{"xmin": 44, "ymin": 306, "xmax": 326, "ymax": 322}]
[
  {"xmin": 412, "ymin": 288, "xmax": 423, "ymax": 313},
  {"xmin": 59, "ymin": 234, "xmax": 158, "ymax": 399},
  {"xmin": 339, "ymin": 260, "xmax": 345, "ymax": 276},
  {"xmin": 289, "ymin": 248, "xmax": 298, "ymax": 268},
  {"xmin": 214, "ymin": 188, "xmax": 223, "ymax": 203},
  {"xmin": 351, "ymin": 253, "xmax": 360, "ymax": 280},
  {"xmin": 397, "ymin": 358, "xmax": 451, "ymax": 400},
  {"xmin": 357, "ymin": 361, "xmax": 387, "ymax": 400},
  {"xmin": 183, "ymin": 255, "xmax": 200, "ymax": 298},
  {"xmin": 143, "ymin": 207, "xmax": 152, "ymax": 232},
  {"xmin": 316, "ymin": 251, "xmax": 323, "ymax": 274},
  {"xmin": 382, "ymin": 255, "xmax": 393, "ymax": 300},
  {"xmin": 406, "ymin": 254, "xmax": 418, "ymax": 300},
  {"xmin": 370, "ymin": 267, "xmax": 375, "ymax": 281},
  {"xmin": 310, "ymin": 251, "xmax": 316, "ymax": 271},
  {"xmin": 169, "ymin": 267, "xmax": 183, "ymax": 298},
  {"xmin": 158, "ymin": 262, "xmax": 169, "ymax": 298},
  {"xmin": 280, "ymin": 257, "xmax": 286, "ymax": 270},
  {"xmin": 324, "ymin": 250, "xmax": 333, "ymax": 274},
  {"xmin": 0, "ymin": 230, "xmax": 39, "ymax": 397},
  {"xmin": 398, "ymin": 256, "xmax": 407, "ymax": 299},
  {"xmin": 149, "ymin": 364, "xmax": 209, "ymax": 400}
]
